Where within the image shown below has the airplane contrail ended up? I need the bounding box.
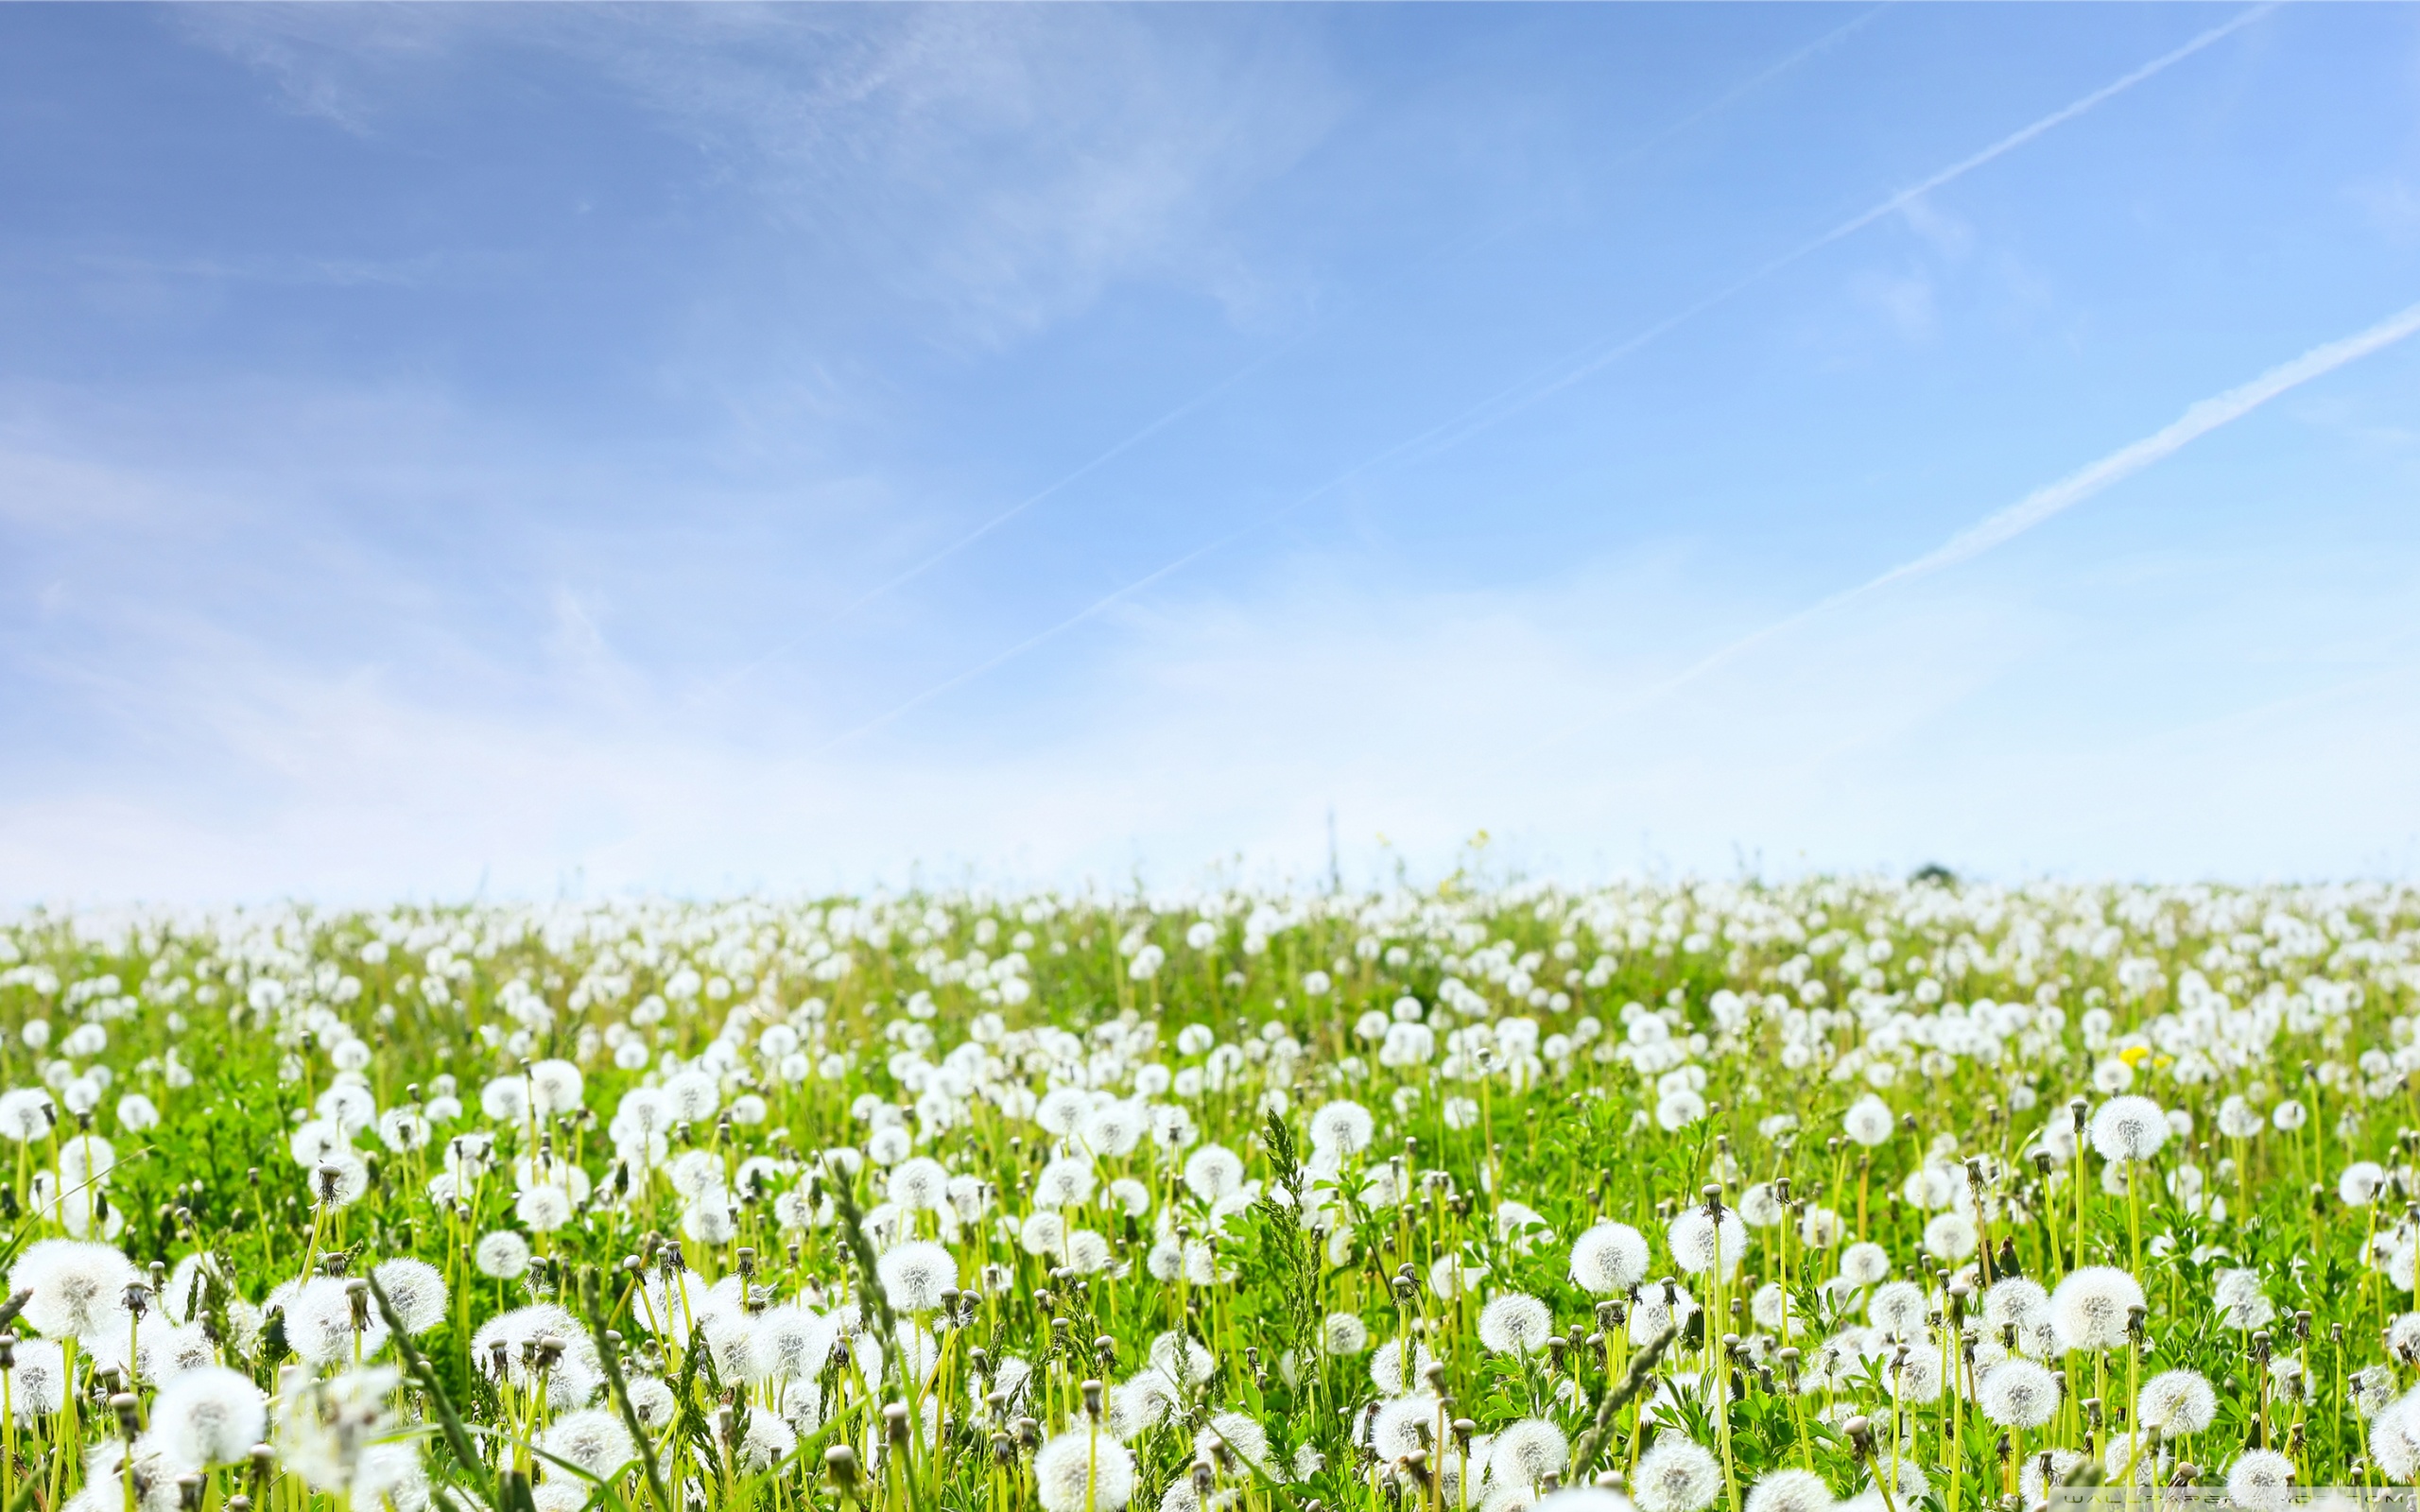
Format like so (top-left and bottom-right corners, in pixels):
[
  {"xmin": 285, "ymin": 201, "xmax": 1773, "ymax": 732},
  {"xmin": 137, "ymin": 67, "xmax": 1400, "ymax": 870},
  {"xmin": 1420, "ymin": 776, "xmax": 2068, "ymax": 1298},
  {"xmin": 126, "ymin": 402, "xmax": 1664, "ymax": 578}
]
[
  {"xmin": 1431, "ymin": 296, "xmax": 2420, "ymax": 799},
  {"xmin": 1616, "ymin": 295, "xmax": 2420, "ymax": 710},
  {"xmin": 707, "ymin": 8, "xmax": 1893, "ymax": 700},
  {"xmin": 700, "ymin": 346, "xmax": 1288, "ymax": 698},
  {"xmin": 814, "ymin": 8, "xmax": 2273, "ymax": 747},
  {"xmin": 1402, "ymin": 2, "xmax": 2277, "ymax": 460}
]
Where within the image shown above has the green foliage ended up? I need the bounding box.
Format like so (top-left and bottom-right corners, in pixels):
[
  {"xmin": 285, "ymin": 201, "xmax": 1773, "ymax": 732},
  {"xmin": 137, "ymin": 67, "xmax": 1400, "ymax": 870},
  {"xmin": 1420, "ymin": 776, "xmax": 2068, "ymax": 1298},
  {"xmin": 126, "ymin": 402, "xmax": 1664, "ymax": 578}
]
[{"xmin": 0, "ymin": 878, "xmax": 2409, "ymax": 1512}]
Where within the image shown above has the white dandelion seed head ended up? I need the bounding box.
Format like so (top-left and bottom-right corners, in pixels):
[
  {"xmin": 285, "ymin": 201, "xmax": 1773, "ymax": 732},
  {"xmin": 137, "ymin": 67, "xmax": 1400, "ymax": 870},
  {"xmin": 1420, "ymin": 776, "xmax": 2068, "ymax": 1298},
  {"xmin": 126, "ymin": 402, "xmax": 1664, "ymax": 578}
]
[
  {"xmin": 2372, "ymin": 1396, "xmax": 2420, "ymax": 1482},
  {"xmin": 682, "ymin": 1191, "xmax": 737, "ymax": 1246},
  {"xmin": 665, "ymin": 1071, "xmax": 720, "ymax": 1125},
  {"xmin": 1083, "ymin": 1102, "xmax": 1148, "ymax": 1160},
  {"xmin": 1369, "ymin": 1337, "xmax": 1438, "ymax": 1397},
  {"xmin": 1105, "ymin": 1369, "xmax": 1176, "ymax": 1442},
  {"xmin": 283, "ymin": 1276, "xmax": 390, "ymax": 1367},
  {"xmin": 1629, "ymin": 1281, "xmax": 1699, "ymax": 1344},
  {"xmin": 311, "ymin": 1155, "xmax": 370, "ymax": 1211},
  {"xmin": 2049, "ymin": 1266, "xmax": 2144, "ymax": 1352},
  {"xmin": 2342, "ymin": 1161, "xmax": 2390, "ymax": 1208},
  {"xmin": 1570, "ymin": 1222, "xmax": 1650, "ymax": 1296},
  {"xmin": 887, "ymin": 1157, "xmax": 951, "ymax": 1211},
  {"xmin": 623, "ymin": 1376, "xmax": 677, "ymax": 1433},
  {"xmin": 2214, "ymin": 1268, "xmax": 2275, "ymax": 1331},
  {"xmin": 1982, "ymin": 1277, "xmax": 2048, "ymax": 1335},
  {"xmin": 9, "ymin": 1238, "xmax": 136, "ymax": 1342},
  {"xmin": 1321, "ymin": 1313, "xmax": 1370, "ymax": 1355},
  {"xmin": 515, "ymin": 1185, "xmax": 575, "ymax": 1232},
  {"xmin": 316, "ymin": 1084, "xmax": 377, "ymax": 1137},
  {"xmin": 736, "ymin": 1411, "xmax": 797, "ymax": 1471},
  {"xmin": 473, "ymin": 1231, "xmax": 532, "ymax": 1280},
  {"xmin": 1034, "ymin": 1157, "xmax": 1098, "ymax": 1210},
  {"xmin": 1033, "ymin": 1432, "xmax": 1135, "ymax": 1512},
  {"xmin": 2348, "ymin": 1366, "xmax": 2399, "ymax": 1422},
  {"xmin": 1066, "ymin": 1228, "xmax": 1114, "ymax": 1275},
  {"xmin": 2018, "ymin": 1451, "xmax": 2089, "ymax": 1506},
  {"xmin": 1309, "ymin": 1101, "xmax": 1375, "ymax": 1158},
  {"xmin": 538, "ymin": 1409, "xmax": 634, "ymax": 1479},
  {"xmin": 1838, "ymin": 1243, "xmax": 1891, "ymax": 1289},
  {"xmin": 1841, "ymin": 1096, "xmax": 1895, "ymax": 1147},
  {"xmin": 1890, "ymin": 1345, "xmax": 1945, "ymax": 1405},
  {"xmin": 376, "ymin": 1108, "xmax": 431, "ymax": 1154},
  {"xmin": 876, "ymin": 1240, "xmax": 958, "ymax": 1313},
  {"xmin": 1667, "ymin": 1208, "xmax": 1747, "ymax": 1278},
  {"xmin": 1633, "ymin": 1436, "xmax": 1722, "ymax": 1512},
  {"xmin": 1478, "ymin": 1292, "xmax": 1554, "ymax": 1356},
  {"xmin": 2226, "ymin": 1450, "xmax": 2295, "ymax": 1512},
  {"xmin": 1184, "ymin": 1144, "xmax": 1245, "ymax": 1203},
  {"xmin": 2089, "ymin": 1097, "xmax": 2169, "ymax": 1163},
  {"xmin": 1023, "ymin": 1211, "xmax": 1069, "ymax": 1260},
  {"xmin": 150, "ymin": 1366, "xmax": 267, "ymax": 1468},
  {"xmin": 699, "ymin": 1311, "xmax": 761, "ymax": 1383},
  {"xmin": 371, "ymin": 1259, "xmax": 448, "ymax": 1336},
  {"xmin": 1369, "ymin": 1392, "xmax": 1442, "ymax": 1458},
  {"xmin": 1977, "ymin": 1359, "xmax": 2061, "ymax": 1429},
  {"xmin": 1197, "ymin": 1410, "xmax": 1274, "ymax": 1475},
  {"xmin": 1865, "ymin": 1280, "xmax": 1927, "ymax": 1340},
  {"xmin": 527, "ymin": 1059, "xmax": 583, "ymax": 1117},
  {"xmin": 1656, "ymin": 1090, "xmax": 1706, "ymax": 1131},
  {"xmin": 274, "ymin": 1365, "xmax": 400, "ymax": 1493},
  {"xmin": 1147, "ymin": 1332, "xmax": 1216, "ymax": 1387},
  {"xmin": 1737, "ymin": 1183, "xmax": 1786, "ymax": 1228},
  {"xmin": 1743, "ymin": 1469, "xmax": 1834, "ymax": 1512},
  {"xmin": 4, "ymin": 1337, "xmax": 66, "ymax": 1418},
  {"xmin": 0, "ymin": 1089, "xmax": 57, "ymax": 1143},
  {"xmin": 479, "ymin": 1077, "xmax": 531, "ymax": 1124},
  {"xmin": 1921, "ymin": 1211, "xmax": 1978, "ymax": 1263},
  {"xmin": 2101, "ymin": 1433, "xmax": 2168, "ymax": 1487},
  {"xmin": 752, "ymin": 1305, "xmax": 821, "ymax": 1382},
  {"xmin": 1488, "ymin": 1418, "xmax": 1569, "ymax": 1489}
]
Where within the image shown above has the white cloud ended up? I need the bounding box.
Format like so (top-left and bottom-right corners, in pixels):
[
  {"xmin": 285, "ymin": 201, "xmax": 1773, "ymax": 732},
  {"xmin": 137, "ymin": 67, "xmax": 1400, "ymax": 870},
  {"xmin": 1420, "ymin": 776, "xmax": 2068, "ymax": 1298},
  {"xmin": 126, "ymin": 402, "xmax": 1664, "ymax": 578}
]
[
  {"xmin": 10, "ymin": 521, "xmax": 2418, "ymax": 907},
  {"xmin": 181, "ymin": 7, "xmax": 1344, "ymax": 347},
  {"xmin": 595, "ymin": 8, "xmax": 1343, "ymax": 344},
  {"xmin": 1851, "ymin": 266, "xmax": 1940, "ymax": 344}
]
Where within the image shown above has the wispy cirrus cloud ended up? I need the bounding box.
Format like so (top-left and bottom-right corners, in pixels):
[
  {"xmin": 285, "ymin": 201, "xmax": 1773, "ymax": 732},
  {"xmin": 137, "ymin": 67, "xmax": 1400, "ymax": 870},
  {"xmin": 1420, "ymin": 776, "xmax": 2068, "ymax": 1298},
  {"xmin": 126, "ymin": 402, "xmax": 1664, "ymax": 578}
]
[{"xmin": 182, "ymin": 6, "xmax": 1346, "ymax": 348}]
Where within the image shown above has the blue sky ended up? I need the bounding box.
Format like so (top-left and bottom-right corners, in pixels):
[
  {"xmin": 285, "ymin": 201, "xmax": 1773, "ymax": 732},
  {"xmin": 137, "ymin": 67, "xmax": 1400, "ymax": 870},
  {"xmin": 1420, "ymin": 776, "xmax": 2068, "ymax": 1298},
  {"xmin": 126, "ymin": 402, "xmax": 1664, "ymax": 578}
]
[{"xmin": 6, "ymin": 4, "xmax": 2420, "ymax": 902}]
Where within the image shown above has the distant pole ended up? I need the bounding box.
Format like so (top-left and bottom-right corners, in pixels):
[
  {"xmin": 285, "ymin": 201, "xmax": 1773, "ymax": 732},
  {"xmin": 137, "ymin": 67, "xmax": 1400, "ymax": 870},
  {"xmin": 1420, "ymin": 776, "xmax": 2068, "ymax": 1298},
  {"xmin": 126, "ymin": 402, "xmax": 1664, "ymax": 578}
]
[{"xmin": 1326, "ymin": 806, "xmax": 1340, "ymax": 894}]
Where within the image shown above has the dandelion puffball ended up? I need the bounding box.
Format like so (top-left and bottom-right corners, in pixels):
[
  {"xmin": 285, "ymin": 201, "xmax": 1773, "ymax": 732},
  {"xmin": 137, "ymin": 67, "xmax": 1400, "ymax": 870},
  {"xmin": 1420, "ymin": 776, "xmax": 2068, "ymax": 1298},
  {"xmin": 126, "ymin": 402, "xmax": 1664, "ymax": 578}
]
[
  {"xmin": 1478, "ymin": 1292, "xmax": 1553, "ymax": 1356},
  {"xmin": 1570, "ymin": 1222, "xmax": 1650, "ymax": 1295},
  {"xmin": 1032, "ymin": 1432, "xmax": 1135, "ymax": 1512},
  {"xmin": 2226, "ymin": 1450, "xmax": 2295, "ymax": 1512},
  {"xmin": 1744, "ymin": 1469, "xmax": 1834, "ymax": 1512},
  {"xmin": 2089, "ymin": 1096, "xmax": 2169, "ymax": 1163},
  {"xmin": 1633, "ymin": 1436, "xmax": 1722, "ymax": 1512},
  {"xmin": 877, "ymin": 1240, "xmax": 958, "ymax": 1313},
  {"xmin": 2049, "ymin": 1266, "xmax": 2145, "ymax": 1352},
  {"xmin": 1668, "ymin": 1207, "xmax": 1747, "ymax": 1277},
  {"xmin": 2135, "ymin": 1369, "xmax": 2218, "ymax": 1435},
  {"xmin": 1977, "ymin": 1359, "xmax": 2061, "ymax": 1429},
  {"xmin": 1841, "ymin": 1095, "xmax": 1895, "ymax": 1147}
]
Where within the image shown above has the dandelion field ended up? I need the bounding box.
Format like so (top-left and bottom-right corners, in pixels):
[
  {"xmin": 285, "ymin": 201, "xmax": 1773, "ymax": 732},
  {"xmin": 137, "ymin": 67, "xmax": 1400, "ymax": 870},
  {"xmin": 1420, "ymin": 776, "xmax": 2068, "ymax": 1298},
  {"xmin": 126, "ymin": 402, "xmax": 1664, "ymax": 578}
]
[{"xmin": 2, "ymin": 879, "xmax": 2418, "ymax": 1512}]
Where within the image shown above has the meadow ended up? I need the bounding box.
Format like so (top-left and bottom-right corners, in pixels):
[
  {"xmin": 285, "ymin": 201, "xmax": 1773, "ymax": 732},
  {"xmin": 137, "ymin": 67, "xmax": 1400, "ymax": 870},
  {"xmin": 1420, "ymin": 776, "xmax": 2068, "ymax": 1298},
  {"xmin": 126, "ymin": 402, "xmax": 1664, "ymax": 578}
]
[{"xmin": 0, "ymin": 877, "xmax": 2414, "ymax": 1512}]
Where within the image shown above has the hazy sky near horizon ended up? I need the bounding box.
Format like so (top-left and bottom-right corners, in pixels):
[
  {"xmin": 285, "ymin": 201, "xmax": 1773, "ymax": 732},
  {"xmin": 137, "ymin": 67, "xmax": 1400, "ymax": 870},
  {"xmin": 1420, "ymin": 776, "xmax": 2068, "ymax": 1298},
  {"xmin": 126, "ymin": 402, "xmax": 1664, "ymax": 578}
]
[{"xmin": 6, "ymin": 3, "xmax": 2420, "ymax": 903}]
